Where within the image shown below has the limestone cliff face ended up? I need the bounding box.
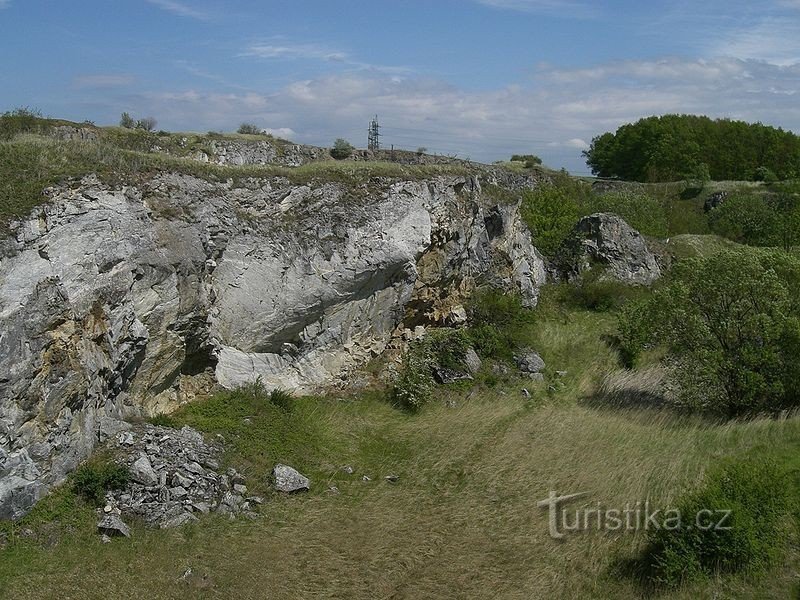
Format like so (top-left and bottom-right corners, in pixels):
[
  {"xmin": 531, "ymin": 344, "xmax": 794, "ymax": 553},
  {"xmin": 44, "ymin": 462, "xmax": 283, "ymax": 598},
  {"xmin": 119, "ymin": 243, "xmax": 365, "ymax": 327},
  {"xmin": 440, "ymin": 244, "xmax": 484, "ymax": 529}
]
[{"xmin": 0, "ymin": 171, "xmax": 546, "ymax": 519}]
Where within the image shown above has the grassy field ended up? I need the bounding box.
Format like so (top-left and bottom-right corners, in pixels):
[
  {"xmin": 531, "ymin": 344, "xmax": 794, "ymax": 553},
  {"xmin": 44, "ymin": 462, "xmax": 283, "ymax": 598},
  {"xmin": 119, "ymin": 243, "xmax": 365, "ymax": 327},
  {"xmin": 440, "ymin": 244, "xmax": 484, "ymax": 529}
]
[{"xmin": 2, "ymin": 297, "xmax": 799, "ymax": 599}]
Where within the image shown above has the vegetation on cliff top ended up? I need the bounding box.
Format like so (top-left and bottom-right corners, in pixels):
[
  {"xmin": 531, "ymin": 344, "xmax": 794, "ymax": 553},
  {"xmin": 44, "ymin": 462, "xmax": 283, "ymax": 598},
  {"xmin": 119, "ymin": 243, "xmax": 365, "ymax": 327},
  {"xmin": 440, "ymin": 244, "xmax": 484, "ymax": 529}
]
[{"xmin": 584, "ymin": 114, "xmax": 800, "ymax": 182}]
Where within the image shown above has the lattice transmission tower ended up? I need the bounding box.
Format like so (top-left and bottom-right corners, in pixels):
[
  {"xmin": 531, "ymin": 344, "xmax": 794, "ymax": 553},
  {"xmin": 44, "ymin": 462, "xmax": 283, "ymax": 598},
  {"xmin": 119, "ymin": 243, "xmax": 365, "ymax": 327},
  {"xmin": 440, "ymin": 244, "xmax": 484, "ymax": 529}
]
[{"xmin": 368, "ymin": 115, "xmax": 380, "ymax": 151}]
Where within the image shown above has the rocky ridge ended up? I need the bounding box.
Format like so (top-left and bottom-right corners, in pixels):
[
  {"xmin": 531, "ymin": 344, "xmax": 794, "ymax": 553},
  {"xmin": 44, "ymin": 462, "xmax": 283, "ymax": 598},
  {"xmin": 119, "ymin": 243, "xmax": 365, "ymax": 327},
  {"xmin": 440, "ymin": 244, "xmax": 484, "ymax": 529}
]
[{"xmin": 0, "ymin": 169, "xmax": 547, "ymax": 519}]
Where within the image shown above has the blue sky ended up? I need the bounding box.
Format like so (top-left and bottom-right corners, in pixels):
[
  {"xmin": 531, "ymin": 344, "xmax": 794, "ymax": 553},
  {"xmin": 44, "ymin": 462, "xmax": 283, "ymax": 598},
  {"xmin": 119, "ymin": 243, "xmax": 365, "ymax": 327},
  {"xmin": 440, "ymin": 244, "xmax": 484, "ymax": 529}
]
[{"xmin": 2, "ymin": 0, "xmax": 800, "ymax": 172}]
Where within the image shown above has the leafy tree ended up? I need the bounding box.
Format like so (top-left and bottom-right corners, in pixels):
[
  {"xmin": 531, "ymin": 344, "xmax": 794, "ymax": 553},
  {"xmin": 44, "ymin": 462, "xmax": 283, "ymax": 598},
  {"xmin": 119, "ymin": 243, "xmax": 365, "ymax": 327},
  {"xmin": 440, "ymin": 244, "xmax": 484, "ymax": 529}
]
[
  {"xmin": 620, "ymin": 249, "xmax": 800, "ymax": 416},
  {"xmin": 584, "ymin": 115, "xmax": 800, "ymax": 182},
  {"xmin": 330, "ymin": 138, "xmax": 354, "ymax": 159},
  {"xmin": 119, "ymin": 112, "xmax": 135, "ymax": 128}
]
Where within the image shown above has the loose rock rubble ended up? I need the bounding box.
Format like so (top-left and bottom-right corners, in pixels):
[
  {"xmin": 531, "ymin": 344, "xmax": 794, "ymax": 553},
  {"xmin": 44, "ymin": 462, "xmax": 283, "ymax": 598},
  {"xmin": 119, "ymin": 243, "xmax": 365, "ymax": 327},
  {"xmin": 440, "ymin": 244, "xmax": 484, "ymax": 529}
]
[
  {"xmin": 105, "ymin": 424, "xmax": 259, "ymax": 529},
  {"xmin": 515, "ymin": 350, "xmax": 546, "ymax": 380}
]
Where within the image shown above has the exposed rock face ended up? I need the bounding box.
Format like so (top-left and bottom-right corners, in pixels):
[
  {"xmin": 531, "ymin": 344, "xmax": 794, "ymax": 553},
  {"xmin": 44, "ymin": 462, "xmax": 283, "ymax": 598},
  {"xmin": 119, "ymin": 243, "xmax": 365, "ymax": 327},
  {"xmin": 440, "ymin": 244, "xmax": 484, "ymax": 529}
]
[
  {"xmin": 560, "ymin": 213, "xmax": 661, "ymax": 285},
  {"xmin": 0, "ymin": 171, "xmax": 546, "ymax": 518}
]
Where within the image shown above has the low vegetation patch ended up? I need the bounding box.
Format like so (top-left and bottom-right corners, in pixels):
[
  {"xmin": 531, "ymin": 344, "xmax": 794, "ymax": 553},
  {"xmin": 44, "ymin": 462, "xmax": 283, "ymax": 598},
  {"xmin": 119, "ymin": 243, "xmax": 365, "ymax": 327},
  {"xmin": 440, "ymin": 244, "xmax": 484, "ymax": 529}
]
[
  {"xmin": 71, "ymin": 459, "xmax": 130, "ymax": 506},
  {"xmin": 620, "ymin": 248, "xmax": 800, "ymax": 416},
  {"xmin": 640, "ymin": 458, "xmax": 792, "ymax": 588}
]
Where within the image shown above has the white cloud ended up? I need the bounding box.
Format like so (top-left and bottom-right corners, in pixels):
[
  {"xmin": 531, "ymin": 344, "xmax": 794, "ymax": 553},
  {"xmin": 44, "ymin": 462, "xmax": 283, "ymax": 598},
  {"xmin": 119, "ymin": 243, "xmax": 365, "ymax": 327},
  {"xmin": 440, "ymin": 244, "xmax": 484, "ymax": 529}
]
[
  {"xmin": 242, "ymin": 43, "xmax": 348, "ymax": 62},
  {"xmin": 708, "ymin": 17, "xmax": 800, "ymax": 65},
  {"xmin": 473, "ymin": 0, "xmax": 598, "ymax": 17},
  {"xmin": 113, "ymin": 57, "xmax": 800, "ymax": 172},
  {"xmin": 73, "ymin": 74, "xmax": 135, "ymax": 88},
  {"xmin": 145, "ymin": 0, "xmax": 208, "ymax": 21}
]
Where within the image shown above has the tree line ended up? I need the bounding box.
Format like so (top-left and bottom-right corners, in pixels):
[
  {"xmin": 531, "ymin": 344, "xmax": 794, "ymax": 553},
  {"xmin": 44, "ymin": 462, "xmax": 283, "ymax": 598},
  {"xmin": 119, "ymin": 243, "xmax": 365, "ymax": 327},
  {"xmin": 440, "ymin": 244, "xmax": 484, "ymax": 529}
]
[{"xmin": 583, "ymin": 114, "xmax": 800, "ymax": 182}]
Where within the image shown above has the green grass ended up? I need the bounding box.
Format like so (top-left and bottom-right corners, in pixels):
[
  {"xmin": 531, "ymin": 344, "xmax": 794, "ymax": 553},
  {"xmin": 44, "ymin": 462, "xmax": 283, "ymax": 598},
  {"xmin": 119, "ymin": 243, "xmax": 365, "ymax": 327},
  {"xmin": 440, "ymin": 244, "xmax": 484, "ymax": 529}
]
[
  {"xmin": 0, "ymin": 134, "xmax": 473, "ymax": 234},
  {"xmin": 4, "ymin": 298, "xmax": 798, "ymax": 598}
]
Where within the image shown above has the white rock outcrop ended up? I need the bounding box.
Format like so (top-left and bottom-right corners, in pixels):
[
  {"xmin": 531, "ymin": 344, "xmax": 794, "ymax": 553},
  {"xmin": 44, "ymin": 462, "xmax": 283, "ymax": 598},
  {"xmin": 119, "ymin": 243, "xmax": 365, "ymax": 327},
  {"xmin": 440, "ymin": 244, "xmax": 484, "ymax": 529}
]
[{"xmin": 0, "ymin": 171, "xmax": 546, "ymax": 518}]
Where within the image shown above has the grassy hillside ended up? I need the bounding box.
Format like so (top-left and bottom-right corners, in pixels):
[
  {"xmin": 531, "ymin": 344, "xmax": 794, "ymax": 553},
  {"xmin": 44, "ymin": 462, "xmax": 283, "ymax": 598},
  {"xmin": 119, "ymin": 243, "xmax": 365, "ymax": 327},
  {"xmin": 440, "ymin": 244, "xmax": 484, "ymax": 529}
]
[{"xmin": 2, "ymin": 294, "xmax": 799, "ymax": 599}]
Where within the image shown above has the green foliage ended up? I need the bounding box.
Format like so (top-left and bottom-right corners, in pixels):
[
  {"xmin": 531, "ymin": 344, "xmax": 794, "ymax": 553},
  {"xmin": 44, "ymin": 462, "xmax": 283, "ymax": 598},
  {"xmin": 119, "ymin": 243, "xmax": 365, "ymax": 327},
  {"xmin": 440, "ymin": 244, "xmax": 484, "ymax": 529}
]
[
  {"xmin": 393, "ymin": 329, "xmax": 474, "ymax": 410},
  {"xmin": 520, "ymin": 176, "xmax": 588, "ymax": 255},
  {"xmin": 237, "ymin": 122, "xmax": 262, "ymax": 135},
  {"xmin": 511, "ymin": 154, "xmax": 542, "ymax": 168},
  {"xmin": 72, "ymin": 460, "xmax": 130, "ymax": 506},
  {"xmin": 149, "ymin": 414, "xmax": 178, "ymax": 428},
  {"xmin": 520, "ymin": 176, "xmax": 668, "ymax": 256},
  {"xmin": 330, "ymin": 138, "xmax": 354, "ymax": 160},
  {"xmin": 588, "ymin": 191, "xmax": 669, "ymax": 238},
  {"xmin": 584, "ymin": 114, "xmax": 800, "ymax": 182},
  {"xmin": 0, "ymin": 107, "xmax": 47, "ymax": 140},
  {"xmin": 559, "ymin": 269, "xmax": 649, "ymax": 312},
  {"xmin": 620, "ymin": 248, "xmax": 800, "ymax": 416},
  {"xmin": 708, "ymin": 191, "xmax": 800, "ymax": 249},
  {"xmin": 268, "ymin": 387, "xmax": 294, "ymax": 411},
  {"xmin": 466, "ymin": 288, "xmax": 533, "ymax": 360},
  {"xmin": 753, "ymin": 166, "xmax": 778, "ymax": 183},
  {"xmin": 642, "ymin": 458, "xmax": 791, "ymax": 588},
  {"xmin": 119, "ymin": 112, "xmax": 135, "ymax": 129}
]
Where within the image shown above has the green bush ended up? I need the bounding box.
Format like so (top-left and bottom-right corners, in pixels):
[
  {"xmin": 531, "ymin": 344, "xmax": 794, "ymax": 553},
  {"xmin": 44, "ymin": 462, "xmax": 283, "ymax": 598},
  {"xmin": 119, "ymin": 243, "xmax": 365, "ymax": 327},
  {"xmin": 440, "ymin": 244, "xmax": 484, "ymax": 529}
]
[
  {"xmin": 268, "ymin": 388, "xmax": 294, "ymax": 411},
  {"xmin": 72, "ymin": 461, "xmax": 130, "ymax": 506},
  {"xmin": 587, "ymin": 191, "xmax": 669, "ymax": 238},
  {"xmin": 149, "ymin": 414, "xmax": 177, "ymax": 428},
  {"xmin": 466, "ymin": 288, "xmax": 533, "ymax": 360},
  {"xmin": 330, "ymin": 138, "xmax": 354, "ymax": 160},
  {"xmin": 119, "ymin": 112, "xmax": 135, "ymax": 128},
  {"xmin": 642, "ymin": 458, "xmax": 791, "ymax": 588},
  {"xmin": 237, "ymin": 123, "xmax": 261, "ymax": 135},
  {"xmin": 0, "ymin": 107, "xmax": 47, "ymax": 140},
  {"xmin": 620, "ymin": 248, "xmax": 800, "ymax": 416},
  {"xmin": 393, "ymin": 329, "xmax": 475, "ymax": 410},
  {"xmin": 562, "ymin": 269, "xmax": 648, "ymax": 312},
  {"xmin": 708, "ymin": 193, "xmax": 780, "ymax": 247},
  {"xmin": 520, "ymin": 176, "xmax": 588, "ymax": 256}
]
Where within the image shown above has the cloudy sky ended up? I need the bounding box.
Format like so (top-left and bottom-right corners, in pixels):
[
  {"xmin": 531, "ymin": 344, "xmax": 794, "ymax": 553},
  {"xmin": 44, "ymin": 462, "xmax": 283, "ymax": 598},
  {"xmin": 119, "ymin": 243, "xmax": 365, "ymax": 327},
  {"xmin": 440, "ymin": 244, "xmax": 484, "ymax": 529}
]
[{"xmin": 2, "ymin": 0, "xmax": 800, "ymax": 172}]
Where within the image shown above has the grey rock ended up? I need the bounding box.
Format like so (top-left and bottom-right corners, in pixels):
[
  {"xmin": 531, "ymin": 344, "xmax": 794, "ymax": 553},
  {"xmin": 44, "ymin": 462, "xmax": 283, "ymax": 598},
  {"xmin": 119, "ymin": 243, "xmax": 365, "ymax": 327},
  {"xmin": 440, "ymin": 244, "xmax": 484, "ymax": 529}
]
[
  {"xmin": 97, "ymin": 514, "xmax": 130, "ymax": 538},
  {"xmin": 171, "ymin": 472, "xmax": 193, "ymax": 489},
  {"xmin": 273, "ymin": 464, "xmax": 310, "ymax": 493},
  {"xmin": 130, "ymin": 455, "xmax": 158, "ymax": 487},
  {"xmin": 384, "ymin": 474, "xmax": 399, "ymax": 483},
  {"xmin": 516, "ymin": 351, "xmax": 545, "ymax": 374},
  {"xmin": 169, "ymin": 486, "xmax": 188, "ymax": 499},
  {"xmin": 561, "ymin": 213, "xmax": 661, "ymax": 285},
  {"xmin": 160, "ymin": 512, "xmax": 198, "ymax": 529},
  {"xmin": 233, "ymin": 483, "xmax": 247, "ymax": 495},
  {"xmin": 464, "ymin": 348, "xmax": 482, "ymax": 374},
  {"xmin": 432, "ymin": 367, "xmax": 473, "ymax": 385},
  {"xmin": 1, "ymin": 169, "xmax": 547, "ymax": 518}
]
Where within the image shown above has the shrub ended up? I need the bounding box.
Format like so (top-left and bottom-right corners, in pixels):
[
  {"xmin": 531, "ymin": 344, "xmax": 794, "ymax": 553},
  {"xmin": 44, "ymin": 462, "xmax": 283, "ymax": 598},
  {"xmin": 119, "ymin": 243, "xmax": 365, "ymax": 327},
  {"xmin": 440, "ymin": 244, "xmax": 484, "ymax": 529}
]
[
  {"xmin": 563, "ymin": 269, "xmax": 647, "ymax": 312},
  {"xmin": 708, "ymin": 192, "xmax": 780, "ymax": 247},
  {"xmin": 149, "ymin": 413, "xmax": 177, "ymax": 428},
  {"xmin": 237, "ymin": 122, "xmax": 261, "ymax": 135},
  {"xmin": 520, "ymin": 177, "xmax": 588, "ymax": 256},
  {"xmin": 330, "ymin": 138, "xmax": 354, "ymax": 160},
  {"xmin": 135, "ymin": 116, "xmax": 157, "ymax": 131},
  {"xmin": 416, "ymin": 146, "xmax": 428, "ymax": 155},
  {"xmin": 466, "ymin": 288, "xmax": 533, "ymax": 360},
  {"xmin": 641, "ymin": 458, "xmax": 790, "ymax": 588},
  {"xmin": 268, "ymin": 388, "xmax": 294, "ymax": 411},
  {"xmin": 620, "ymin": 249, "xmax": 800, "ymax": 416},
  {"xmin": 392, "ymin": 329, "xmax": 474, "ymax": 410},
  {"xmin": 511, "ymin": 154, "xmax": 542, "ymax": 168},
  {"xmin": 586, "ymin": 191, "xmax": 669, "ymax": 238},
  {"xmin": 119, "ymin": 112, "xmax": 135, "ymax": 128},
  {"xmin": 72, "ymin": 461, "xmax": 130, "ymax": 506},
  {"xmin": 753, "ymin": 166, "xmax": 778, "ymax": 183},
  {"xmin": 0, "ymin": 107, "xmax": 46, "ymax": 140}
]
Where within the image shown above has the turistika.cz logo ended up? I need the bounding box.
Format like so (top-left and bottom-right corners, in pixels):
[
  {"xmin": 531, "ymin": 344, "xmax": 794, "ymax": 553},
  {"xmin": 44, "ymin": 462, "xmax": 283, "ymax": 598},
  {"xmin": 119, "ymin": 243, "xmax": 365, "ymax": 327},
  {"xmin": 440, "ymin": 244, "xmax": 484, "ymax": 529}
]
[{"xmin": 536, "ymin": 491, "xmax": 732, "ymax": 539}]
